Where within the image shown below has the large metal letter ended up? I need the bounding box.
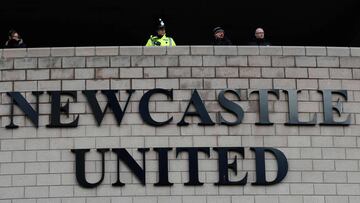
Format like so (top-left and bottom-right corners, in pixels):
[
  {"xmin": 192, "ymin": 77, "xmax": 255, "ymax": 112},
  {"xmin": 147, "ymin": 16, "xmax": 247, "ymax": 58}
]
[
  {"xmin": 112, "ymin": 148, "xmax": 149, "ymax": 186},
  {"xmin": 176, "ymin": 147, "xmax": 210, "ymax": 186},
  {"xmin": 250, "ymin": 147, "xmax": 288, "ymax": 186},
  {"xmin": 82, "ymin": 90, "xmax": 134, "ymax": 126},
  {"xmin": 47, "ymin": 91, "xmax": 79, "ymax": 128},
  {"xmin": 71, "ymin": 148, "xmax": 109, "ymax": 188},
  {"xmin": 284, "ymin": 90, "xmax": 317, "ymax": 125},
  {"xmin": 218, "ymin": 89, "xmax": 244, "ymax": 126},
  {"xmin": 177, "ymin": 90, "xmax": 215, "ymax": 126},
  {"xmin": 139, "ymin": 89, "xmax": 173, "ymax": 126},
  {"xmin": 319, "ymin": 90, "xmax": 351, "ymax": 125},
  {"xmin": 251, "ymin": 89, "xmax": 280, "ymax": 125},
  {"xmin": 154, "ymin": 148, "xmax": 173, "ymax": 186},
  {"xmin": 213, "ymin": 147, "xmax": 247, "ymax": 185},
  {"xmin": 6, "ymin": 91, "xmax": 43, "ymax": 129}
]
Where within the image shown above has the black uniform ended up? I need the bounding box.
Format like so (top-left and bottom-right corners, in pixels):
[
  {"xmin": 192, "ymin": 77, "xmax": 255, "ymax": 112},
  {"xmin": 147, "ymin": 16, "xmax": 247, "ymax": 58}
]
[
  {"xmin": 248, "ymin": 38, "xmax": 271, "ymax": 46},
  {"xmin": 4, "ymin": 39, "xmax": 26, "ymax": 48},
  {"xmin": 212, "ymin": 37, "xmax": 232, "ymax": 45}
]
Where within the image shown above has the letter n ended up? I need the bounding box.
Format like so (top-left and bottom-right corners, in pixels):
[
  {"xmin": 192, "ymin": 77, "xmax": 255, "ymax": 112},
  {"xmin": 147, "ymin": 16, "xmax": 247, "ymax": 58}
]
[{"xmin": 6, "ymin": 91, "xmax": 43, "ymax": 129}]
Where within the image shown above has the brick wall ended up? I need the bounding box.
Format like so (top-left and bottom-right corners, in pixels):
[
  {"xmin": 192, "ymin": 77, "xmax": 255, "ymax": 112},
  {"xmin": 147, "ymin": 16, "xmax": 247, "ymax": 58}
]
[{"xmin": 1, "ymin": 46, "xmax": 360, "ymax": 203}]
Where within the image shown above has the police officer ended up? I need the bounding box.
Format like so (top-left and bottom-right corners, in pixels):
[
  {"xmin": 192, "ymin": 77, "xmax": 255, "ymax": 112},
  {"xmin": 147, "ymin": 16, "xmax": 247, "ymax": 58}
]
[{"xmin": 146, "ymin": 19, "xmax": 176, "ymax": 46}]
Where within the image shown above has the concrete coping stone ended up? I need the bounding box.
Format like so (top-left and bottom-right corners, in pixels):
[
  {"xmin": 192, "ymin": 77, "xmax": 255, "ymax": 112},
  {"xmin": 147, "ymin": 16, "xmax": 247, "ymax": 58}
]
[{"xmin": 0, "ymin": 46, "xmax": 354, "ymax": 58}]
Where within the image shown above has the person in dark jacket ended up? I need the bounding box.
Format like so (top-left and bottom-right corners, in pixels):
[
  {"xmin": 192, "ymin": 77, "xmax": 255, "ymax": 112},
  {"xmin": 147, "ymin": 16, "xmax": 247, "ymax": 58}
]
[
  {"xmin": 212, "ymin": 27, "xmax": 232, "ymax": 45},
  {"xmin": 249, "ymin": 28, "xmax": 271, "ymax": 46},
  {"xmin": 4, "ymin": 29, "xmax": 26, "ymax": 48}
]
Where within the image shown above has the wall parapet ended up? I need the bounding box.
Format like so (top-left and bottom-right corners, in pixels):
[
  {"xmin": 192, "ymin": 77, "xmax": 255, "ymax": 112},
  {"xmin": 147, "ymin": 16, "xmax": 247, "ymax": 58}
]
[{"xmin": 1, "ymin": 46, "xmax": 360, "ymax": 58}]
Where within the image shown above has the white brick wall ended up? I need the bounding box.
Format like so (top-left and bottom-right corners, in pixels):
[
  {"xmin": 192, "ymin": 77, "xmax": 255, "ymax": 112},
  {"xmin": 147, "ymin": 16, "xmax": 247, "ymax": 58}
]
[{"xmin": 0, "ymin": 46, "xmax": 359, "ymax": 202}]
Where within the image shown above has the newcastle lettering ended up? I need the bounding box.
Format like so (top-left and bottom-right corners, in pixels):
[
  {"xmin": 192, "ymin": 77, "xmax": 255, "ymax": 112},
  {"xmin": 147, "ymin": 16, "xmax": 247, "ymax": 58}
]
[
  {"xmin": 71, "ymin": 147, "xmax": 288, "ymax": 188},
  {"xmin": 5, "ymin": 88, "xmax": 351, "ymax": 129}
]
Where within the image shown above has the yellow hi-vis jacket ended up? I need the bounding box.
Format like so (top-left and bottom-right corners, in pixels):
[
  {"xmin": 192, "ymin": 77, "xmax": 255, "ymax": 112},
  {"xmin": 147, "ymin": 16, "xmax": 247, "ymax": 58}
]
[{"xmin": 145, "ymin": 34, "xmax": 176, "ymax": 46}]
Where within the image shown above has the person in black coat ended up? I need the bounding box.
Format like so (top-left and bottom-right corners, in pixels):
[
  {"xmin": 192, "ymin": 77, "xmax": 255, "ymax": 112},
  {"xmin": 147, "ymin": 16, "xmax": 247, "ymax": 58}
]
[
  {"xmin": 212, "ymin": 27, "xmax": 232, "ymax": 45},
  {"xmin": 4, "ymin": 29, "xmax": 26, "ymax": 48},
  {"xmin": 249, "ymin": 28, "xmax": 271, "ymax": 46}
]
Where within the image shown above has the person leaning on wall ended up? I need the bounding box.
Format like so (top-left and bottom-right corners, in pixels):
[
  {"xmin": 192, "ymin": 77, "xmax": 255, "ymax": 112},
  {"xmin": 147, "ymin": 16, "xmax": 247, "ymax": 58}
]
[
  {"xmin": 248, "ymin": 27, "xmax": 271, "ymax": 46},
  {"xmin": 4, "ymin": 29, "xmax": 26, "ymax": 48},
  {"xmin": 212, "ymin": 27, "xmax": 232, "ymax": 45},
  {"xmin": 146, "ymin": 18, "xmax": 176, "ymax": 46}
]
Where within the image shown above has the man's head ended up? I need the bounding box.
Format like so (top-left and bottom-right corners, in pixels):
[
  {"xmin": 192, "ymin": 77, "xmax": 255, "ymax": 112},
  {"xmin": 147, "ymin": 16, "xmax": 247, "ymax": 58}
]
[
  {"xmin": 213, "ymin": 27, "xmax": 225, "ymax": 39},
  {"xmin": 8, "ymin": 29, "xmax": 20, "ymax": 41},
  {"xmin": 156, "ymin": 19, "xmax": 166, "ymax": 37},
  {"xmin": 157, "ymin": 27, "xmax": 166, "ymax": 37},
  {"xmin": 255, "ymin": 28, "xmax": 265, "ymax": 39}
]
